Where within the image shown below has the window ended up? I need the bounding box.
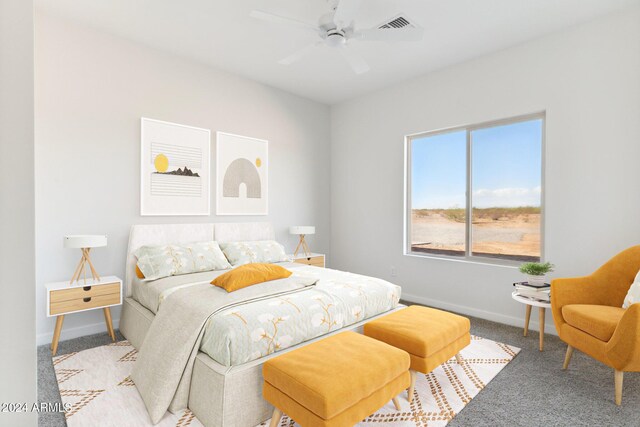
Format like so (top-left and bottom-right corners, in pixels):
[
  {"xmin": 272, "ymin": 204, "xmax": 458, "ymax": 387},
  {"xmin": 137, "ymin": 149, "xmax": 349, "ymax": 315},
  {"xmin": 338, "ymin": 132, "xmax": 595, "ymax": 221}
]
[{"xmin": 406, "ymin": 113, "xmax": 544, "ymax": 264}]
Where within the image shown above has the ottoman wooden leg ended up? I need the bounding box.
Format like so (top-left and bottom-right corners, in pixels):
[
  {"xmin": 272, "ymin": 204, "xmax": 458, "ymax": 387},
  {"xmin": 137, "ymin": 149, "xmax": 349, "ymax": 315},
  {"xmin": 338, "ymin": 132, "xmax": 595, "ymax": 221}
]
[
  {"xmin": 392, "ymin": 396, "xmax": 401, "ymax": 411},
  {"xmin": 408, "ymin": 370, "xmax": 417, "ymax": 403},
  {"xmin": 455, "ymin": 353, "xmax": 463, "ymax": 364},
  {"xmin": 269, "ymin": 408, "xmax": 283, "ymax": 427}
]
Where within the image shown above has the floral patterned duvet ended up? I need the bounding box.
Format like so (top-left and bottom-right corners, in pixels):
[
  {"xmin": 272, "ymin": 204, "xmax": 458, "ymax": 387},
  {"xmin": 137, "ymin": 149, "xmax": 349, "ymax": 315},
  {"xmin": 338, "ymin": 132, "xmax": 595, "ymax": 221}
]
[{"xmin": 198, "ymin": 265, "xmax": 401, "ymax": 366}]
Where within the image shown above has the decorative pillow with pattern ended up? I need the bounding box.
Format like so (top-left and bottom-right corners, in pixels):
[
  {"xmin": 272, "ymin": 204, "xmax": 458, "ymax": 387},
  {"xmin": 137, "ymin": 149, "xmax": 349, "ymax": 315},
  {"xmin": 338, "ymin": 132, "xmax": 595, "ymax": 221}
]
[
  {"xmin": 622, "ymin": 268, "xmax": 640, "ymax": 309},
  {"xmin": 219, "ymin": 240, "xmax": 289, "ymax": 266},
  {"xmin": 134, "ymin": 241, "xmax": 231, "ymax": 281}
]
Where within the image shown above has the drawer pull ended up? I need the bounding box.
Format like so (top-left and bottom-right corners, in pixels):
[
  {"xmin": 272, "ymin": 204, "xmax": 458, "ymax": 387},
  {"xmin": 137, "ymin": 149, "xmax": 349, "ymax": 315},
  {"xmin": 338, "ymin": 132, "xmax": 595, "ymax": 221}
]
[
  {"xmin": 83, "ymin": 297, "xmax": 92, "ymax": 303},
  {"xmin": 83, "ymin": 286, "xmax": 92, "ymax": 291}
]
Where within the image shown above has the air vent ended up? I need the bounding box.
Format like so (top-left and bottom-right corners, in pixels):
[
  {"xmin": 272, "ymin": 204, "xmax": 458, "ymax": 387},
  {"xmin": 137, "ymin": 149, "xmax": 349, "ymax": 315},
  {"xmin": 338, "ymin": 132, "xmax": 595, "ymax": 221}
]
[{"xmin": 377, "ymin": 14, "xmax": 416, "ymax": 29}]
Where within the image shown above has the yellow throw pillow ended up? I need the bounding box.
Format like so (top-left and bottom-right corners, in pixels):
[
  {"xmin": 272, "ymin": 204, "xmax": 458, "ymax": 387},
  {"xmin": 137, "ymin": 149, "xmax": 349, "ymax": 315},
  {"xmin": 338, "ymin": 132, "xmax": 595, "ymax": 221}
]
[
  {"xmin": 135, "ymin": 265, "xmax": 145, "ymax": 279},
  {"xmin": 212, "ymin": 263, "xmax": 292, "ymax": 292}
]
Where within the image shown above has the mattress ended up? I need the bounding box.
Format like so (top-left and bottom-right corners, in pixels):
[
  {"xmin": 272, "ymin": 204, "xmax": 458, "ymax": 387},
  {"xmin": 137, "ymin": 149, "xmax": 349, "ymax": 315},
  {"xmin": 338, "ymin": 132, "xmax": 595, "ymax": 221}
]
[{"xmin": 131, "ymin": 263, "xmax": 401, "ymax": 366}]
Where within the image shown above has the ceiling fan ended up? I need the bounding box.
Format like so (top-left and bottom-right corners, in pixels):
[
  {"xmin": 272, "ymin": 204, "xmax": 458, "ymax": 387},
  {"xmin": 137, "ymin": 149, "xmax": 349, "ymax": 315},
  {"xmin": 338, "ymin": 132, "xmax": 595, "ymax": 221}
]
[{"xmin": 250, "ymin": 0, "xmax": 424, "ymax": 74}]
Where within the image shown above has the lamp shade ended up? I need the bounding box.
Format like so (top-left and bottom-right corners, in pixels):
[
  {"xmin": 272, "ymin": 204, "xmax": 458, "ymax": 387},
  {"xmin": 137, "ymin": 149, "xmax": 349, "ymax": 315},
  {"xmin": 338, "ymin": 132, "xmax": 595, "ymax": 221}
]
[
  {"xmin": 289, "ymin": 226, "xmax": 315, "ymax": 235},
  {"xmin": 64, "ymin": 235, "xmax": 107, "ymax": 249}
]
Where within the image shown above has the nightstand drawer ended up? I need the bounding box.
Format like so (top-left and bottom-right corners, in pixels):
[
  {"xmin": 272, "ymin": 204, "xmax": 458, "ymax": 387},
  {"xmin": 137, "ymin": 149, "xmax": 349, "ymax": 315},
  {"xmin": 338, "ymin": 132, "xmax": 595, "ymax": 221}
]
[
  {"xmin": 50, "ymin": 282, "xmax": 120, "ymax": 303},
  {"xmin": 50, "ymin": 292, "xmax": 120, "ymax": 316},
  {"xmin": 294, "ymin": 256, "xmax": 325, "ymax": 267},
  {"xmin": 46, "ymin": 275, "xmax": 122, "ymax": 355}
]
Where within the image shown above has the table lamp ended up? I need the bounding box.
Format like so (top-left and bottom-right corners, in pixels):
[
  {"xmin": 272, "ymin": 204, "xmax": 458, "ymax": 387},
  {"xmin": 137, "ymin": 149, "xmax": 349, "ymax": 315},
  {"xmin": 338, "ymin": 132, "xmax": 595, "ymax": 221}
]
[
  {"xmin": 289, "ymin": 226, "xmax": 315, "ymax": 257},
  {"xmin": 64, "ymin": 235, "xmax": 107, "ymax": 285}
]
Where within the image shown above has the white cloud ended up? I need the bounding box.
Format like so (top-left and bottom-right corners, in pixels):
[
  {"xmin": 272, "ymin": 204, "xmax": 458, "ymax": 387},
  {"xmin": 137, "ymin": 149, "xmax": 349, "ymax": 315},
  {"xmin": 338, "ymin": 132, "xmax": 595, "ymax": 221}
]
[{"xmin": 473, "ymin": 186, "xmax": 541, "ymax": 208}]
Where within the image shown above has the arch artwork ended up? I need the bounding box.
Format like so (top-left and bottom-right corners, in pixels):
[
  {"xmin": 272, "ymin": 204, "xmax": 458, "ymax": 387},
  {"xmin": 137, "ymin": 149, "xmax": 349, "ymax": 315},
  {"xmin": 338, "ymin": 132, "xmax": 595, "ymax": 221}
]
[
  {"xmin": 222, "ymin": 158, "xmax": 262, "ymax": 198},
  {"xmin": 216, "ymin": 132, "xmax": 267, "ymax": 215}
]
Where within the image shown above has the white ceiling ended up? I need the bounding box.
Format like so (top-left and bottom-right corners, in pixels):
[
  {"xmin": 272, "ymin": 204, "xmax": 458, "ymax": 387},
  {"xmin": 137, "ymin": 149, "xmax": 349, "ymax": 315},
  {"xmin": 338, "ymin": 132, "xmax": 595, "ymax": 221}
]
[{"xmin": 36, "ymin": 0, "xmax": 640, "ymax": 105}]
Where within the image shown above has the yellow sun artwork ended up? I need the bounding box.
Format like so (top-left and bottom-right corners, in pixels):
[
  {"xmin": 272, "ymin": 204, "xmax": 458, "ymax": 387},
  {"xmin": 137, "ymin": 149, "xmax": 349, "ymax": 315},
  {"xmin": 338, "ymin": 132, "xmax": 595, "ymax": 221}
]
[
  {"xmin": 154, "ymin": 154, "xmax": 169, "ymax": 172},
  {"xmin": 255, "ymin": 157, "xmax": 262, "ymax": 168}
]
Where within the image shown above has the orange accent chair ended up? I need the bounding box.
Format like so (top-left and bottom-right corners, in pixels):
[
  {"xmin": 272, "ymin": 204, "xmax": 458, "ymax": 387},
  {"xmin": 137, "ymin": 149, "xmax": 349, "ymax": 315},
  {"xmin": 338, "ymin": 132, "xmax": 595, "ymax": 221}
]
[{"xmin": 551, "ymin": 245, "xmax": 640, "ymax": 405}]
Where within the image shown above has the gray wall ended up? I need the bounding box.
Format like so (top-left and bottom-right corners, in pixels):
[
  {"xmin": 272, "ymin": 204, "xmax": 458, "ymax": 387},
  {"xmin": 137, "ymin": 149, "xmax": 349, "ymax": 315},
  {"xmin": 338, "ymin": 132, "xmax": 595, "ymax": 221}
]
[
  {"xmin": 330, "ymin": 8, "xmax": 640, "ymax": 335},
  {"xmin": 35, "ymin": 14, "xmax": 331, "ymax": 344},
  {"xmin": 0, "ymin": 0, "xmax": 37, "ymax": 425}
]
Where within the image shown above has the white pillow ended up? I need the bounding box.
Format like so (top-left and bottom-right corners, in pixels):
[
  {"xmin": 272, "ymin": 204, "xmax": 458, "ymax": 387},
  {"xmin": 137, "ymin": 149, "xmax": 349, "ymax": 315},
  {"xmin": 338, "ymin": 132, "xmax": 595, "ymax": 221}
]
[
  {"xmin": 135, "ymin": 241, "xmax": 231, "ymax": 281},
  {"xmin": 622, "ymin": 268, "xmax": 640, "ymax": 308},
  {"xmin": 219, "ymin": 240, "xmax": 289, "ymax": 266}
]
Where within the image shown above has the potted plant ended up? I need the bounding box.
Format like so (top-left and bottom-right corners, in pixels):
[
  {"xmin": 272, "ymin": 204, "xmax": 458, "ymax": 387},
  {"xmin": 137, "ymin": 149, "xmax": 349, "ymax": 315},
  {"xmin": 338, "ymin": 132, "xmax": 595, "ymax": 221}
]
[{"xmin": 519, "ymin": 262, "xmax": 554, "ymax": 286}]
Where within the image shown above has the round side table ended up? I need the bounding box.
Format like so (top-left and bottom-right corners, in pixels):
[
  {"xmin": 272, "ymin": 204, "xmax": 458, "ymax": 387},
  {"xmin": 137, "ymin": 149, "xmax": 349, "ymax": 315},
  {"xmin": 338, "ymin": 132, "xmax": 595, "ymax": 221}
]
[{"xmin": 511, "ymin": 291, "xmax": 551, "ymax": 351}]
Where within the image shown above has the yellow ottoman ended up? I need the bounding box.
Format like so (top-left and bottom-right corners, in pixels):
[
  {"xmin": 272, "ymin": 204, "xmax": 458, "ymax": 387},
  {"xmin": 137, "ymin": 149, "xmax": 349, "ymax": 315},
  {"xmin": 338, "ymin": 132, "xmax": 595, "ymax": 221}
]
[
  {"xmin": 364, "ymin": 305, "xmax": 471, "ymax": 402},
  {"xmin": 263, "ymin": 331, "xmax": 410, "ymax": 427}
]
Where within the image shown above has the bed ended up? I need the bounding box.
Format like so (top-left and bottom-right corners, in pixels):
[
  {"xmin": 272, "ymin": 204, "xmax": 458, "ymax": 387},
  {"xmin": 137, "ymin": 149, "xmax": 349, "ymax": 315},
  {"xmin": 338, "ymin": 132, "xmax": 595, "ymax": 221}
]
[{"xmin": 119, "ymin": 222, "xmax": 403, "ymax": 427}]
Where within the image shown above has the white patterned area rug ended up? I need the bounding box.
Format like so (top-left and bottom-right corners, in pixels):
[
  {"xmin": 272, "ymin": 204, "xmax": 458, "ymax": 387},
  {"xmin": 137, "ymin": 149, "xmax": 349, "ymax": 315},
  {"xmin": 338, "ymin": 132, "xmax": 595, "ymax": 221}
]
[
  {"xmin": 53, "ymin": 336, "xmax": 519, "ymax": 427},
  {"xmin": 53, "ymin": 341, "xmax": 201, "ymax": 427}
]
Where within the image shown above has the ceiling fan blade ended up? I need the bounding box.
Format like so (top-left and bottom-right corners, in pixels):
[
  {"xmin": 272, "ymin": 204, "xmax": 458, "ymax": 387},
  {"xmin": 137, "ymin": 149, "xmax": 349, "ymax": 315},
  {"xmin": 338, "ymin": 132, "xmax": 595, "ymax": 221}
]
[
  {"xmin": 250, "ymin": 10, "xmax": 320, "ymax": 33},
  {"xmin": 278, "ymin": 42, "xmax": 322, "ymax": 65},
  {"xmin": 354, "ymin": 27, "xmax": 424, "ymax": 42},
  {"xmin": 338, "ymin": 45, "xmax": 369, "ymax": 74},
  {"xmin": 333, "ymin": 0, "xmax": 362, "ymax": 30}
]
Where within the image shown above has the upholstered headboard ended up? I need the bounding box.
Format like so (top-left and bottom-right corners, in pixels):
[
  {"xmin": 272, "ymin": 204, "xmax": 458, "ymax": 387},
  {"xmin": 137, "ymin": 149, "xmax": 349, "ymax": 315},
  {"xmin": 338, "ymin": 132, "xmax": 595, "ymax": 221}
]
[
  {"xmin": 214, "ymin": 222, "xmax": 275, "ymax": 243},
  {"xmin": 124, "ymin": 222, "xmax": 275, "ymax": 297}
]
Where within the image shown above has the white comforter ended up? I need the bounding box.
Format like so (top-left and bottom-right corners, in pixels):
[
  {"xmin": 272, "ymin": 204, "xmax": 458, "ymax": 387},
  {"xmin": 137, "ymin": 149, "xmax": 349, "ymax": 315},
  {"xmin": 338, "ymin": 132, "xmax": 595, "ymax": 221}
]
[{"xmin": 131, "ymin": 263, "xmax": 401, "ymax": 366}]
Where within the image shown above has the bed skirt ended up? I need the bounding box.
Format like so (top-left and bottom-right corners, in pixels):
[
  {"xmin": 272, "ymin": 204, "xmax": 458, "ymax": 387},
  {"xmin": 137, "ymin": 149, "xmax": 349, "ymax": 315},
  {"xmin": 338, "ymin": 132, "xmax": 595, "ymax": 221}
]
[{"xmin": 120, "ymin": 297, "xmax": 404, "ymax": 427}]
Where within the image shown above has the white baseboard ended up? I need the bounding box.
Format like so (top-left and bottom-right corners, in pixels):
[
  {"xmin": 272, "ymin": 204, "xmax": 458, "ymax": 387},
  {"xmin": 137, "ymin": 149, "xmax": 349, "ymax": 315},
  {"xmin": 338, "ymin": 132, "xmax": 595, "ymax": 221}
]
[
  {"xmin": 402, "ymin": 293, "xmax": 558, "ymax": 336},
  {"xmin": 36, "ymin": 318, "xmax": 120, "ymax": 347}
]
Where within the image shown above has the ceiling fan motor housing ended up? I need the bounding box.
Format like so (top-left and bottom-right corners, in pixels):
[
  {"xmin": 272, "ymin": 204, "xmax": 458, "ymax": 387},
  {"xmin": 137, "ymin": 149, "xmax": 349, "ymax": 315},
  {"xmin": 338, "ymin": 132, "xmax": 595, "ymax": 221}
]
[{"xmin": 326, "ymin": 29, "xmax": 346, "ymax": 46}]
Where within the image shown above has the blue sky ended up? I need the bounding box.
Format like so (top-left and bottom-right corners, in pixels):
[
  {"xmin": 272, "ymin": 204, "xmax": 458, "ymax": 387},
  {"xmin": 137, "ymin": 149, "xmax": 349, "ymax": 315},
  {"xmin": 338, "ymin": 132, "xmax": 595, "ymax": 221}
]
[{"xmin": 411, "ymin": 119, "xmax": 542, "ymax": 209}]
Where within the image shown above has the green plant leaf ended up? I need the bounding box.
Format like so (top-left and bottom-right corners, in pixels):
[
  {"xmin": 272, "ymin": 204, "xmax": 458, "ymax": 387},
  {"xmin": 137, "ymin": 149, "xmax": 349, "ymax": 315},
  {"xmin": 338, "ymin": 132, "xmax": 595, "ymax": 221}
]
[{"xmin": 519, "ymin": 262, "xmax": 554, "ymax": 275}]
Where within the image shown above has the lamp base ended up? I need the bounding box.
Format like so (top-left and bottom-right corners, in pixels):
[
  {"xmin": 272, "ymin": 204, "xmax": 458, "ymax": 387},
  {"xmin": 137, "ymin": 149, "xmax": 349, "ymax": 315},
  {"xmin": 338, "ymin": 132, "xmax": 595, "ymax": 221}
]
[
  {"xmin": 69, "ymin": 248, "xmax": 101, "ymax": 285},
  {"xmin": 293, "ymin": 235, "xmax": 312, "ymax": 258}
]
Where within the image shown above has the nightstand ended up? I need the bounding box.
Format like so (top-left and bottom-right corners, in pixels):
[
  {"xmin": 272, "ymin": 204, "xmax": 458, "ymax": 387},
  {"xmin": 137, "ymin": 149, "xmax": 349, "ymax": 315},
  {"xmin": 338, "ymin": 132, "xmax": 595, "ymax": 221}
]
[
  {"xmin": 46, "ymin": 275, "xmax": 122, "ymax": 355},
  {"xmin": 289, "ymin": 253, "xmax": 325, "ymax": 267}
]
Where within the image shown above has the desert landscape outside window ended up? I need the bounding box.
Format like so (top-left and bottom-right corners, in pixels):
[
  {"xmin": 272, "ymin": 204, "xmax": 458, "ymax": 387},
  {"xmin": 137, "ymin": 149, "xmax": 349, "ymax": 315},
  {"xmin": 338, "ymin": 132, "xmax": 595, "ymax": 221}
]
[{"xmin": 406, "ymin": 113, "xmax": 544, "ymax": 263}]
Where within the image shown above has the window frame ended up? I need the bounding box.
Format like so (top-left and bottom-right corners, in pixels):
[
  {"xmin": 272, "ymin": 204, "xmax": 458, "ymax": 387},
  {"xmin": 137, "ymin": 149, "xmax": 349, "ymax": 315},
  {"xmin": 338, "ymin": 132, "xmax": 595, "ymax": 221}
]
[{"xmin": 404, "ymin": 112, "xmax": 546, "ymax": 267}]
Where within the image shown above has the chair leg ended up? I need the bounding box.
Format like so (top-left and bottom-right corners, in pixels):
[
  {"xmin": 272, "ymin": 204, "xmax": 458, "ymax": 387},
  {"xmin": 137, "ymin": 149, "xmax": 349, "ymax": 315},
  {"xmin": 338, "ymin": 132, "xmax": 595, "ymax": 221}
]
[
  {"xmin": 407, "ymin": 370, "xmax": 417, "ymax": 403},
  {"xmin": 614, "ymin": 370, "xmax": 624, "ymax": 406},
  {"xmin": 392, "ymin": 396, "xmax": 401, "ymax": 411},
  {"xmin": 269, "ymin": 407, "xmax": 283, "ymax": 427},
  {"xmin": 562, "ymin": 345, "xmax": 574, "ymax": 370}
]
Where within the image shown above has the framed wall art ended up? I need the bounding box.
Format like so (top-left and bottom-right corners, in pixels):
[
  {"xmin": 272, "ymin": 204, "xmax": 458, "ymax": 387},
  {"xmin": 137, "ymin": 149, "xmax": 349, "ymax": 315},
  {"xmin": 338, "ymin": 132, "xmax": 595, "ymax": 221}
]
[
  {"xmin": 140, "ymin": 118, "xmax": 210, "ymax": 216},
  {"xmin": 216, "ymin": 132, "xmax": 268, "ymax": 215}
]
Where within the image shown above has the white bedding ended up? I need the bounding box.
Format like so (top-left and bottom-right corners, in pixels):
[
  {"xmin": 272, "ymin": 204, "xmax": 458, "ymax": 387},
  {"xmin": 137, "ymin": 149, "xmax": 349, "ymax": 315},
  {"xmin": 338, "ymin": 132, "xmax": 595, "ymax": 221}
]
[
  {"xmin": 131, "ymin": 263, "xmax": 401, "ymax": 366},
  {"xmin": 132, "ymin": 269, "xmax": 230, "ymax": 314}
]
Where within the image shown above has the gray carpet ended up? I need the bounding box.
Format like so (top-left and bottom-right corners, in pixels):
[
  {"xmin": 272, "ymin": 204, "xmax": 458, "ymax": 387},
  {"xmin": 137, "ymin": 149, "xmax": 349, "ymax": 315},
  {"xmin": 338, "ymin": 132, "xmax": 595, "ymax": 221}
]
[{"xmin": 37, "ymin": 312, "xmax": 639, "ymax": 427}]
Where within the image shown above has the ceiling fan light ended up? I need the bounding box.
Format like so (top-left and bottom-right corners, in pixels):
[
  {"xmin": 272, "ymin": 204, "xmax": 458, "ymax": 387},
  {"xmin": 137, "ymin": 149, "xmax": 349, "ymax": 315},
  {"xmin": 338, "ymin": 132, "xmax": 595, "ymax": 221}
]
[{"xmin": 326, "ymin": 30, "xmax": 346, "ymax": 47}]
